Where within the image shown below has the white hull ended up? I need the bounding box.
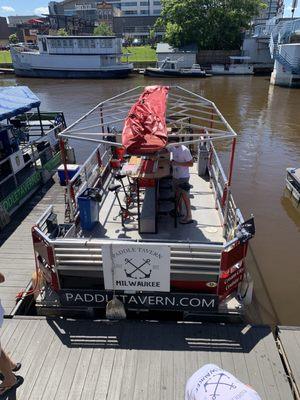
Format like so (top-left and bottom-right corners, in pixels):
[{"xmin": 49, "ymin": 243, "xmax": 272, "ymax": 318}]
[
  {"xmin": 11, "ymin": 49, "xmax": 133, "ymax": 78},
  {"xmin": 211, "ymin": 64, "xmax": 254, "ymax": 75}
]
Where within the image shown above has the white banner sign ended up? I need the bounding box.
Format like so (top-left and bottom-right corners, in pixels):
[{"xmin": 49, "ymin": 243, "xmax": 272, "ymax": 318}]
[{"xmin": 102, "ymin": 244, "xmax": 170, "ymax": 292}]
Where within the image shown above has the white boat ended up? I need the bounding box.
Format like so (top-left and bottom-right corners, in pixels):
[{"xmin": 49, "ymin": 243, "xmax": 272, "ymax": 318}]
[
  {"xmin": 0, "ymin": 86, "xmax": 67, "ymax": 229},
  {"xmin": 286, "ymin": 168, "xmax": 300, "ymax": 204},
  {"xmin": 145, "ymin": 58, "xmax": 207, "ymax": 77},
  {"xmin": 10, "ymin": 35, "xmax": 133, "ymax": 79},
  {"xmin": 211, "ymin": 56, "xmax": 254, "ymax": 75},
  {"xmin": 30, "ymin": 86, "xmax": 256, "ymax": 319}
]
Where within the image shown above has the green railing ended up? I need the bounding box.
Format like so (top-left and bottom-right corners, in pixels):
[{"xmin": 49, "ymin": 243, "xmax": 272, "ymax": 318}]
[
  {"xmin": 43, "ymin": 151, "xmax": 61, "ymax": 173},
  {"xmin": 0, "ymin": 171, "xmax": 42, "ymax": 214}
]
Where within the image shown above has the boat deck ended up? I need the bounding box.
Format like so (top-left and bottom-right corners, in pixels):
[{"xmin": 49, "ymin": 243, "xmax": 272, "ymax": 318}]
[
  {"xmin": 0, "ymin": 317, "xmax": 294, "ymax": 400},
  {"xmin": 81, "ymin": 167, "xmax": 224, "ymax": 244},
  {"xmin": 0, "ymin": 178, "xmax": 65, "ymax": 315}
]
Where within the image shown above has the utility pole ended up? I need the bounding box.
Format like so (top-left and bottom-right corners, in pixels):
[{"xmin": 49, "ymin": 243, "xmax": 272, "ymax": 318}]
[{"xmin": 291, "ymin": 0, "xmax": 298, "ymax": 19}]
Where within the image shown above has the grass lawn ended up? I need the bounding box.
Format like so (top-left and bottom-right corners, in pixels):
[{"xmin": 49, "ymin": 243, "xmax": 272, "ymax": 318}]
[
  {"xmin": 122, "ymin": 45, "xmax": 157, "ymax": 63},
  {"xmin": 0, "ymin": 50, "xmax": 12, "ymax": 64}
]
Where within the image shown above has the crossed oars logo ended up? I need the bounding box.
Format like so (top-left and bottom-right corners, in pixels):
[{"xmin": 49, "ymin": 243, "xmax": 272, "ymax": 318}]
[
  {"xmin": 124, "ymin": 258, "xmax": 152, "ymax": 279},
  {"xmin": 204, "ymin": 373, "xmax": 236, "ymax": 400}
]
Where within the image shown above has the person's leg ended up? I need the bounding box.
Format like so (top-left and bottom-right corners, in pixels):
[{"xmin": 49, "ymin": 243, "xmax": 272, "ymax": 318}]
[
  {"xmin": 179, "ymin": 178, "xmax": 192, "ymax": 223},
  {"xmin": 0, "ymin": 348, "xmax": 17, "ymax": 391},
  {"xmin": 180, "ymin": 191, "xmax": 192, "ymax": 222}
]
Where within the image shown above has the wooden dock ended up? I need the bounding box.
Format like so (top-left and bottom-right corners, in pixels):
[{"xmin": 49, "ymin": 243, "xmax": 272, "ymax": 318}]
[
  {"xmin": 0, "ymin": 318, "xmax": 295, "ymax": 400},
  {"xmin": 277, "ymin": 326, "xmax": 300, "ymax": 399},
  {"xmin": 0, "ymin": 178, "xmax": 65, "ymax": 315}
]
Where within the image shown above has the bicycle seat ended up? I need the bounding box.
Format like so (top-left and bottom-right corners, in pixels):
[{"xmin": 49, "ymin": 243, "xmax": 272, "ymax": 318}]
[
  {"xmin": 114, "ymin": 173, "xmax": 126, "ymax": 180},
  {"xmin": 108, "ymin": 183, "xmax": 121, "ymax": 192}
]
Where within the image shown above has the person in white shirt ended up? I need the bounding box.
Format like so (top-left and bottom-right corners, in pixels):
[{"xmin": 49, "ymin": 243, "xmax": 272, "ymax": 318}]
[
  {"xmin": 185, "ymin": 364, "xmax": 262, "ymax": 400},
  {"xmin": 168, "ymin": 142, "xmax": 193, "ymax": 224}
]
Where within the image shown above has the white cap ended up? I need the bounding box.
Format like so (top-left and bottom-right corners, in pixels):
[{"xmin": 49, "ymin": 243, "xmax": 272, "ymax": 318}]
[{"xmin": 185, "ymin": 364, "xmax": 262, "ymax": 400}]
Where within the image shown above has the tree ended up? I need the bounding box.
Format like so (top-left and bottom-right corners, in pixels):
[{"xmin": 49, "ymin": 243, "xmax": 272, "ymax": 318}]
[
  {"xmin": 9, "ymin": 33, "xmax": 18, "ymax": 44},
  {"xmin": 149, "ymin": 28, "xmax": 156, "ymax": 47},
  {"xmin": 93, "ymin": 23, "xmax": 114, "ymax": 36},
  {"xmin": 57, "ymin": 28, "xmax": 68, "ymax": 36},
  {"xmin": 156, "ymin": 0, "xmax": 266, "ymax": 50}
]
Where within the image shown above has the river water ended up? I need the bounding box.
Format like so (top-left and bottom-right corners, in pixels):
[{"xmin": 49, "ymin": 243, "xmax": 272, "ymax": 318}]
[{"xmin": 1, "ymin": 74, "xmax": 299, "ymax": 325}]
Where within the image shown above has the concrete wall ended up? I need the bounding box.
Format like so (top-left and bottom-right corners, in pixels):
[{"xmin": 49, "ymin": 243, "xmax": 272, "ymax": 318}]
[
  {"xmin": 243, "ymin": 37, "xmax": 272, "ymax": 64},
  {"xmin": 196, "ymin": 50, "xmax": 240, "ymax": 65},
  {"xmin": 271, "ymin": 43, "xmax": 300, "ymax": 87}
]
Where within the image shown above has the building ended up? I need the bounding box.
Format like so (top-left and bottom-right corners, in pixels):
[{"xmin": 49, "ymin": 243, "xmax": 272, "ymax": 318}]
[
  {"xmin": 156, "ymin": 43, "xmax": 197, "ymax": 68},
  {"xmin": 119, "ymin": 0, "xmax": 161, "ymax": 16},
  {"xmin": 49, "ymin": 1, "xmax": 121, "ymax": 34},
  {"xmin": 270, "ymin": 19, "xmax": 300, "ymax": 87},
  {"xmin": 96, "ymin": 2, "xmax": 121, "ymax": 29},
  {"xmin": 48, "ymin": 0, "xmax": 162, "ymax": 35},
  {"xmin": 0, "ymin": 17, "xmax": 10, "ymax": 47},
  {"xmin": 18, "ymin": 18, "xmax": 50, "ymax": 44},
  {"xmin": 7, "ymin": 16, "xmax": 38, "ymax": 28},
  {"xmin": 242, "ymin": 0, "xmax": 285, "ymax": 72},
  {"xmin": 113, "ymin": 15, "xmax": 163, "ymax": 40}
]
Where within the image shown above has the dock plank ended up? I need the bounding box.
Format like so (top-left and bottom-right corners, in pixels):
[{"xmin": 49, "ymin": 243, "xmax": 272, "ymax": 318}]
[
  {"xmin": 0, "ymin": 179, "xmax": 65, "ymax": 315},
  {"xmin": 0, "ymin": 318, "xmax": 295, "ymax": 400},
  {"xmin": 278, "ymin": 326, "xmax": 300, "ymax": 397}
]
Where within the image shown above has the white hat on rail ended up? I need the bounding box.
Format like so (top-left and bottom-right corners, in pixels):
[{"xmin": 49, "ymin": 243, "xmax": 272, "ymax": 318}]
[{"xmin": 185, "ymin": 364, "xmax": 262, "ymax": 400}]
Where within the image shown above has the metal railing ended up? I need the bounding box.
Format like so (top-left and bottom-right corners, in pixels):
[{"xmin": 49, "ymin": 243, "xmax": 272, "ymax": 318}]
[
  {"xmin": 66, "ymin": 143, "xmax": 112, "ymax": 220},
  {"xmin": 274, "ymin": 47, "xmax": 300, "ymax": 74},
  {"xmin": 208, "ymin": 143, "xmax": 243, "ymax": 241}
]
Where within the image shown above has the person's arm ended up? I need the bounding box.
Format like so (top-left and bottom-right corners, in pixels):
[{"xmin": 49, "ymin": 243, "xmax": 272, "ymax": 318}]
[
  {"xmin": 0, "ymin": 273, "xmax": 5, "ymax": 283},
  {"xmin": 172, "ymin": 159, "xmax": 193, "ymax": 167}
]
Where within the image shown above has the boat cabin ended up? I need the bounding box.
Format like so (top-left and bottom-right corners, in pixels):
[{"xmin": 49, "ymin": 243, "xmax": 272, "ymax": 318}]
[
  {"xmin": 159, "ymin": 57, "xmax": 181, "ymax": 70},
  {"xmin": 0, "ymin": 86, "xmax": 66, "ymax": 228},
  {"xmin": 36, "ymin": 35, "xmax": 122, "ymax": 56},
  {"xmin": 212, "ymin": 56, "xmax": 254, "ymax": 75},
  {"xmin": 31, "ymin": 86, "xmax": 255, "ymax": 318}
]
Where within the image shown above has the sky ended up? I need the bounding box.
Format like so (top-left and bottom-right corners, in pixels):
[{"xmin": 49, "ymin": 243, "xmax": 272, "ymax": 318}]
[{"xmin": 0, "ymin": 0, "xmax": 299, "ymax": 18}]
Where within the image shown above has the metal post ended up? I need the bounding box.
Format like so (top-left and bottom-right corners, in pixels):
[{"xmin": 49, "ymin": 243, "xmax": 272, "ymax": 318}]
[
  {"xmin": 100, "ymin": 105, "xmax": 105, "ymax": 134},
  {"xmin": 37, "ymin": 106, "xmax": 45, "ymax": 136},
  {"xmin": 210, "ymin": 107, "xmax": 214, "ymax": 130},
  {"xmin": 223, "ymin": 137, "xmax": 237, "ymax": 237},
  {"xmin": 228, "ymin": 137, "xmax": 236, "ymax": 187},
  {"xmin": 31, "ymin": 142, "xmax": 38, "ymax": 170}
]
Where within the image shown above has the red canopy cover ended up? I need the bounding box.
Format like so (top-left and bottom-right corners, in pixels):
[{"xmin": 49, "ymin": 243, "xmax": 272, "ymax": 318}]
[{"xmin": 122, "ymin": 85, "xmax": 169, "ymax": 155}]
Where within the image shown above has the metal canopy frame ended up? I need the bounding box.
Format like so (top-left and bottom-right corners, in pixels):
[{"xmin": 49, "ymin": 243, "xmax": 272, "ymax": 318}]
[
  {"xmin": 58, "ymin": 86, "xmax": 237, "ymax": 146},
  {"xmin": 57, "ymin": 86, "xmax": 241, "ymax": 239},
  {"xmin": 58, "ymin": 86, "xmax": 238, "ymax": 188}
]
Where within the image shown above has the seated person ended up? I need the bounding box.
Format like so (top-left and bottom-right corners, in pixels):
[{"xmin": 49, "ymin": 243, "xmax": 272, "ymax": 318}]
[{"xmin": 167, "ymin": 138, "xmax": 193, "ymax": 224}]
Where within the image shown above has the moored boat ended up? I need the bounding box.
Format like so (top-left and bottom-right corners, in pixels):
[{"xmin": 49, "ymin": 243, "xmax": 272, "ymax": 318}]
[
  {"xmin": 10, "ymin": 35, "xmax": 133, "ymax": 79},
  {"xmin": 145, "ymin": 59, "xmax": 207, "ymax": 77},
  {"xmin": 0, "ymin": 86, "xmax": 67, "ymax": 229},
  {"xmin": 211, "ymin": 56, "xmax": 254, "ymax": 75},
  {"xmin": 286, "ymin": 167, "xmax": 300, "ymax": 204},
  {"xmin": 30, "ymin": 86, "xmax": 255, "ymax": 319}
]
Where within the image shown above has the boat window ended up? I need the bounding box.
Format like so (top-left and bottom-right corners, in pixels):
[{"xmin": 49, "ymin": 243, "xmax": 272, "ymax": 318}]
[
  {"xmin": 100, "ymin": 39, "xmax": 112, "ymax": 48},
  {"xmin": 68, "ymin": 39, "xmax": 73, "ymax": 47},
  {"xmin": 63, "ymin": 39, "xmax": 68, "ymax": 48},
  {"xmin": 90, "ymin": 39, "xmax": 95, "ymax": 48},
  {"xmin": 56, "ymin": 39, "xmax": 62, "ymax": 48},
  {"xmin": 84, "ymin": 39, "xmax": 90, "ymax": 48},
  {"xmin": 78, "ymin": 39, "xmax": 84, "ymax": 48}
]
